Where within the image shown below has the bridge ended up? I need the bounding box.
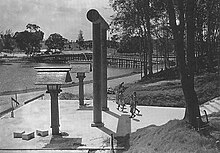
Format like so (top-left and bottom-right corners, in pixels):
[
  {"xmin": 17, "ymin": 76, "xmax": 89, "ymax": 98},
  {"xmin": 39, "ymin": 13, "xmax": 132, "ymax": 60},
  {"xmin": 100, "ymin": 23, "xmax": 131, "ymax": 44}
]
[
  {"xmin": 31, "ymin": 52, "xmax": 176, "ymax": 70},
  {"xmin": 31, "ymin": 53, "xmax": 145, "ymax": 69}
]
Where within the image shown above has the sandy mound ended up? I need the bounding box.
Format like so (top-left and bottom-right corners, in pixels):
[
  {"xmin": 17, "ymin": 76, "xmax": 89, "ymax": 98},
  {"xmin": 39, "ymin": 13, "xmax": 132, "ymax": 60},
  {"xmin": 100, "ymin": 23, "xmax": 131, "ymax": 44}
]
[{"xmin": 125, "ymin": 120, "xmax": 219, "ymax": 153}]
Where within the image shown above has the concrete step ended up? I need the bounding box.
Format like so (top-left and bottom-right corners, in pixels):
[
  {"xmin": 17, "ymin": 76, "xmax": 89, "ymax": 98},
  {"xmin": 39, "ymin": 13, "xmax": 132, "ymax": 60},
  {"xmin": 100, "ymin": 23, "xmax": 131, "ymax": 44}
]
[
  {"xmin": 0, "ymin": 150, "xmax": 88, "ymax": 153},
  {"xmin": 0, "ymin": 147, "xmax": 125, "ymax": 153}
]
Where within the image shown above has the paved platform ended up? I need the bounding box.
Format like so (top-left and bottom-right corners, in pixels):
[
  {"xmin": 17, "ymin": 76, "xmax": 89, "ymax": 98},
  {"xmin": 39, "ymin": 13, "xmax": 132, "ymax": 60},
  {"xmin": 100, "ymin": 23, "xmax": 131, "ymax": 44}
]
[{"xmin": 0, "ymin": 99, "xmax": 185, "ymax": 152}]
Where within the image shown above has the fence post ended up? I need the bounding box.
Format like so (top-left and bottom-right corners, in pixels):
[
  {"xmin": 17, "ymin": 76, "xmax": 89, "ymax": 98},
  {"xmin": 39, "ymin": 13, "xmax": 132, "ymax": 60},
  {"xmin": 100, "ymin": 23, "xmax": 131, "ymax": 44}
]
[{"xmin": 11, "ymin": 100, "xmax": 14, "ymax": 118}]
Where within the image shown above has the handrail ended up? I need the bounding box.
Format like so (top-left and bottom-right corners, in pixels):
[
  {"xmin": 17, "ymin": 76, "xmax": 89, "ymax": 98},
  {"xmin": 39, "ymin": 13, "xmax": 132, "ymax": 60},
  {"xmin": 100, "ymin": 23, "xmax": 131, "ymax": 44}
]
[
  {"xmin": 11, "ymin": 97, "xmax": 20, "ymax": 106},
  {"xmin": 24, "ymin": 94, "xmax": 44, "ymax": 104}
]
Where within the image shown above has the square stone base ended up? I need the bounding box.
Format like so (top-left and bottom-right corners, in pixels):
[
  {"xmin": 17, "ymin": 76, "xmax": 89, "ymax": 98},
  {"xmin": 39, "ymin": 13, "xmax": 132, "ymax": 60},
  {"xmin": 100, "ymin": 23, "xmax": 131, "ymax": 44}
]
[
  {"xmin": 36, "ymin": 130, "xmax": 49, "ymax": 137},
  {"xmin": 22, "ymin": 132, "xmax": 35, "ymax": 140},
  {"xmin": 91, "ymin": 122, "xmax": 104, "ymax": 127},
  {"xmin": 13, "ymin": 131, "xmax": 25, "ymax": 138}
]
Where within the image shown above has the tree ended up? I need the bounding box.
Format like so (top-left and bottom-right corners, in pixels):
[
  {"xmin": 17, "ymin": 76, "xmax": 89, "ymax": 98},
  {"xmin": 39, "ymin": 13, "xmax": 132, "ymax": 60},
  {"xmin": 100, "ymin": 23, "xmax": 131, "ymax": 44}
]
[
  {"xmin": 117, "ymin": 36, "xmax": 141, "ymax": 53},
  {"xmin": 110, "ymin": 0, "xmax": 219, "ymax": 129},
  {"xmin": 110, "ymin": 0, "xmax": 164, "ymax": 76},
  {"xmin": 108, "ymin": 35, "xmax": 119, "ymax": 49},
  {"xmin": 26, "ymin": 23, "xmax": 40, "ymax": 32},
  {"xmin": 76, "ymin": 30, "xmax": 84, "ymax": 50},
  {"xmin": 0, "ymin": 37, "xmax": 3, "ymax": 52},
  {"xmin": 14, "ymin": 24, "xmax": 44, "ymax": 55},
  {"xmin": 45, "ymin": 33, "xmax": 67, "ymax": 51},
  {"xmin": 0, "ymin": 29, "xmax": 16, "ymax": 51},
  {"xmin": 166, "ymin": 0, "xmax": 202, "ymax": 128},
  {"xmin": 194, "ymin": 0, "xmax": 220, "ymax": 72}
]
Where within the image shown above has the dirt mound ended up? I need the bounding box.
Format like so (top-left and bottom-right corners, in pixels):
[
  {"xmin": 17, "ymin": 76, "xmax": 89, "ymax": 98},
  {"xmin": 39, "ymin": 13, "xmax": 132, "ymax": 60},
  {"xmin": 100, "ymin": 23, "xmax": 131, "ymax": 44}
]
[{"xmin": 125, "ymin": 120, "xmax": 219, "ymax": 153}]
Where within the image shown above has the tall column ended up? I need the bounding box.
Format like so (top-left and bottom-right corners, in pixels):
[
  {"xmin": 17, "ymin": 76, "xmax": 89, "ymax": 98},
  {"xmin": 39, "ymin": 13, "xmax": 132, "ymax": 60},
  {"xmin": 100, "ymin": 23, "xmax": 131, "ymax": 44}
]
[
  {"xmin": 77, "ymin": 72, "xmax": 86, "ymax": 107},
  {"xmin": 91, "ymin": 23, "xmax": 104, "ymax": 127},
  {"xmin": 101, "ymin": 29, "xmax": 108, "ymax": 111},
  {"xmin": 50, "ymin": 91, "xmax": 60, "ymax": 135},
  {"xmin": 87, "ymin": 9, "xmax": 108, "ymax": 127}
]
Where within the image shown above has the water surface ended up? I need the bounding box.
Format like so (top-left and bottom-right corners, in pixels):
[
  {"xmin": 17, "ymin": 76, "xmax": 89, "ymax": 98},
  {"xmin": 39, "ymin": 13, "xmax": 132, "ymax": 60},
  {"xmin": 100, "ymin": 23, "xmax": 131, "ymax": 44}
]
[{"xmin": 0, "ymin": 62, "xmax": 135, "ymax": 94}]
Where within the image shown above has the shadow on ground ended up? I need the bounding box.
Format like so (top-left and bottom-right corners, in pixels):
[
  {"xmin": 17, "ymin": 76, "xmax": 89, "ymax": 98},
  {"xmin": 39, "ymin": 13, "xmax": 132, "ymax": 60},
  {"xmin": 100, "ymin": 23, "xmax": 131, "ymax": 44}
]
[{"xmin": 43, "ymin": 133, "xmax": 83, "ymax": 149}]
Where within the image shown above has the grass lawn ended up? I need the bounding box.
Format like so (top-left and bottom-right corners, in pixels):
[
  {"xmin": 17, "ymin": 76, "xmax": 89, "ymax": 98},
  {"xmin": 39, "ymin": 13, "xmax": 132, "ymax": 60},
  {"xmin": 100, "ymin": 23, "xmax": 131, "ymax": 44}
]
[{"xmin": 122, "ymin": 72, "xmax": 220, "ymax": 107}]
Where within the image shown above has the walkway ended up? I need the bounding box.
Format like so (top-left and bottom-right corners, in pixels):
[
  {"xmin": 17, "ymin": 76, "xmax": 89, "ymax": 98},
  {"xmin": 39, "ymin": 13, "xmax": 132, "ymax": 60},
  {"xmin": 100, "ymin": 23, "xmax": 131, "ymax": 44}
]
[
  {"xmin": 0, "ymin": 99, "xmax": 185, "ymax": 152},
  {"xmin": 0, "ymin": 73, "xmax": 141, "ymax": 116}
]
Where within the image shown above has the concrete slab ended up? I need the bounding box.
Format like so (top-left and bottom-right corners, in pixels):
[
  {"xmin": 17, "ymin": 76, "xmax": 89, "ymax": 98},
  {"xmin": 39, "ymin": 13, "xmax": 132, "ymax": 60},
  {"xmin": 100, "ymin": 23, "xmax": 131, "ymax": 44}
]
[{"xmin": 0, "ymin": 99, "xmax": 185, "ymax": 151}]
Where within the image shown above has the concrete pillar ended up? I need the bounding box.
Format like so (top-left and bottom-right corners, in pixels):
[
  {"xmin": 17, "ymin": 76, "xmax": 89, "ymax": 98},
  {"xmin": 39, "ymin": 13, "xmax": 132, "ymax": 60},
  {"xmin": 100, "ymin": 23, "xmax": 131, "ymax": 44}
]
[
  {"xmin": 87, "ymin": 9, "xmax": 108, "ymax": 127},
  {"xmin": 50, "ymin": 91, "xmax": 60, "ymax": 135},
  {"xmin": 101, "ymin": 29, "xmax": 108, "ymax": 111},
  {"xmin": 77, "ymin": 72, "xmax": 86, "ymax": 107},
  {"xmin": 91, "ymin": 22, "xmax": 103, "ymax": 127}
]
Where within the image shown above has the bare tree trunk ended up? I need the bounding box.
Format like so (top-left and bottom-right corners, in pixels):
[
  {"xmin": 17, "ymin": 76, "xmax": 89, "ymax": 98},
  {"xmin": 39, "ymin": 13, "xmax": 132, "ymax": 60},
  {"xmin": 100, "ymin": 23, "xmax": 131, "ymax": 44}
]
[
  {"xmin": 166, "ymin": 0, "xmax": 202, "ymax": 128},
  {"xmin": 206, "ymin": 0, "xmax": 215, "ymax": 72},
  {"xmin": 143, "ymin": 35, "xmax": 148, "ymax": 76},
  {"xmin": 146, "ymin": 0, "xmax": 153, "ymax": 75}
]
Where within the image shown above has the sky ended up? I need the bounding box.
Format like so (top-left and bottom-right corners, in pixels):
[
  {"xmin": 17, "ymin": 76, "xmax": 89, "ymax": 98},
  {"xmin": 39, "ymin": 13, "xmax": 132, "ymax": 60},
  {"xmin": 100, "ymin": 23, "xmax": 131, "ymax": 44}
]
[{"xmin": 0, "ymin": 0, "xmax": 114, "ymax": 41}]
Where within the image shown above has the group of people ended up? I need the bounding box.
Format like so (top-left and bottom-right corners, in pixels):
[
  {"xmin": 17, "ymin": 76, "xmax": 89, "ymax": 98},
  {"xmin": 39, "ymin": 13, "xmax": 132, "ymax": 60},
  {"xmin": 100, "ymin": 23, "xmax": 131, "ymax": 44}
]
[{"xmin": 115, "ymin": 82, "xmax": 140, "ymax": 118}]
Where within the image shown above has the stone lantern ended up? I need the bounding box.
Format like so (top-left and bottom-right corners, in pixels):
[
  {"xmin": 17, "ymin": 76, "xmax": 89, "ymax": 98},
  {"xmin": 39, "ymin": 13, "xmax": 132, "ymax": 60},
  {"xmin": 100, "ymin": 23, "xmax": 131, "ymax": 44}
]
[{"xmin": 35, "ymin": 66, "xmax": 72, "ymax": 135}]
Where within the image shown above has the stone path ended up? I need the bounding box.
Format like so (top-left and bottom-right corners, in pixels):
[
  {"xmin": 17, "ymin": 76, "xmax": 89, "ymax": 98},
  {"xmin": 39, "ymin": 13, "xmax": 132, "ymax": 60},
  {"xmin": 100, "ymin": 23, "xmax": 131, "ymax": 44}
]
[{"xmin": 0, "ymin": 99, "xmax": 185, "ymax": 152}]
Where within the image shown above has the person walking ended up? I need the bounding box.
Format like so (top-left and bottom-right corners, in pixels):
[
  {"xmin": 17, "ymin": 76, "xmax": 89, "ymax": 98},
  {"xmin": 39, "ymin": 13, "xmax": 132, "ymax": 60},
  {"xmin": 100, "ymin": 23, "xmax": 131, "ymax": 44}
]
[
  {"xmin": 116, "ymin": 89, "xmax": 120, "ymax": 110},
  {"xmin": 116, "ymin": 82, "xmax": 125, "ymax": 111},
  {"xmin": 129, "ymin": 94, "xmax": 136, "ymax": 118},
  {"xmin": 133, "ymin": 92, "xmax": 140, "ymax": 114}
]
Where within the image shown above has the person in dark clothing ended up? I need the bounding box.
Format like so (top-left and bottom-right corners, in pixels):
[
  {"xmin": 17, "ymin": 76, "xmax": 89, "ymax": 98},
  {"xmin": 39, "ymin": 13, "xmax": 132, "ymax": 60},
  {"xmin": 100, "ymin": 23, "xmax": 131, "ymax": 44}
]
[
  {"xmin": 116, "ymin": 82, "xmax": 125, "ymax": 111},
  {"xmin": 129, "ymin": 94, "xmax": 136, "ymax": 118},
  {"xmin": 133, "ymin": 92, "xmax": 140, "ymax": 114}
]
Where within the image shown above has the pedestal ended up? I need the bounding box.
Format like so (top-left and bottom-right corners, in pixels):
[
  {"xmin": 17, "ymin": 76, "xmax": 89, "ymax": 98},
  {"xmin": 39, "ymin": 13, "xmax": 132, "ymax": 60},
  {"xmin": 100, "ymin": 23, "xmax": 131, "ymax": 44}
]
[
  {"xmin": 76, "ymin": 72, "xmax": 86, "ymax": 107},
  {"xmin": 48, "ymin": 89, "xmax": 60, "ymax": 135}
]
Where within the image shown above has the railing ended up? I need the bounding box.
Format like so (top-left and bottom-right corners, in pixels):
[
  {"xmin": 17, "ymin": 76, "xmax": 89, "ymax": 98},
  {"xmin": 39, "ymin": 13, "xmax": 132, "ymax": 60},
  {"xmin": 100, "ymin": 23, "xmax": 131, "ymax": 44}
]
[
  {"xmin": 107, "ymin": 56, "xmax": 143, "ymax": 69},
  {"xmin": 10, "ymin": 97, "xmax": 20, "ymax": 118},
  {"xmin": 32, "ymin": 53, "xmax": 92, "ymax": 63}
]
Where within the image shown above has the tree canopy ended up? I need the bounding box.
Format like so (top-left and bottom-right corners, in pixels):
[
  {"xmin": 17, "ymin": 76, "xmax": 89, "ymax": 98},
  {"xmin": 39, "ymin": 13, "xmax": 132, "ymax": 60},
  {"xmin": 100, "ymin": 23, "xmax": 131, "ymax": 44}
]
[
  {"xmin": 110, "ymin": 0, "xmax": 220, "ymax": 73},
  {"xmin": 110, "ymin": 0, "xmax": 166, "ymax": 75},
  {"xmin": 0, "ymin": 29, "xmax": 16, "ymax": 51},
  {"xmin": 76, "ymin": 30, "xmax": 85, "ymax": 50},
  {"xmin": 45, "ymin": 33, "xmax": 67, "ymax": 51},
  {"xmin": 14, "ymin": 24, "xmax": 44, "ymax": 55}
]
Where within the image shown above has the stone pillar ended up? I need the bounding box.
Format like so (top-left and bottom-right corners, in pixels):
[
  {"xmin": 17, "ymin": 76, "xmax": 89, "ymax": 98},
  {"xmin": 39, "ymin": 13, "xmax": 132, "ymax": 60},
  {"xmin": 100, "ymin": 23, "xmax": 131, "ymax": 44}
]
[
  {"xmin": 49, "ymin": 90, "xmax": 60, "ymax": 135},
  {"xmin": 101, "ymin": 29, "xmax": 108, "ymax": 111},
  {"xmin": 91, "ymin": 22, "xmax": 103, "ymax": 127},
  {"xmin": 87, "ymin": 9, "xmax": 108, "ymax": 127},
  {"xmin": 77, "ymin": 72, "xmax": 86, "ymax": 107}
]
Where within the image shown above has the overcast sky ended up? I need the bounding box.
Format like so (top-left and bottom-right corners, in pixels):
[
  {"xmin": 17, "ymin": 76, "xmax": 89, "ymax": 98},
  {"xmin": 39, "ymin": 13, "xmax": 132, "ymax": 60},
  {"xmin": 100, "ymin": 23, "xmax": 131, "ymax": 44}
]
[{"xmin": 0, "ymin": 0, "xmax": 114, "ymax": 41}]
